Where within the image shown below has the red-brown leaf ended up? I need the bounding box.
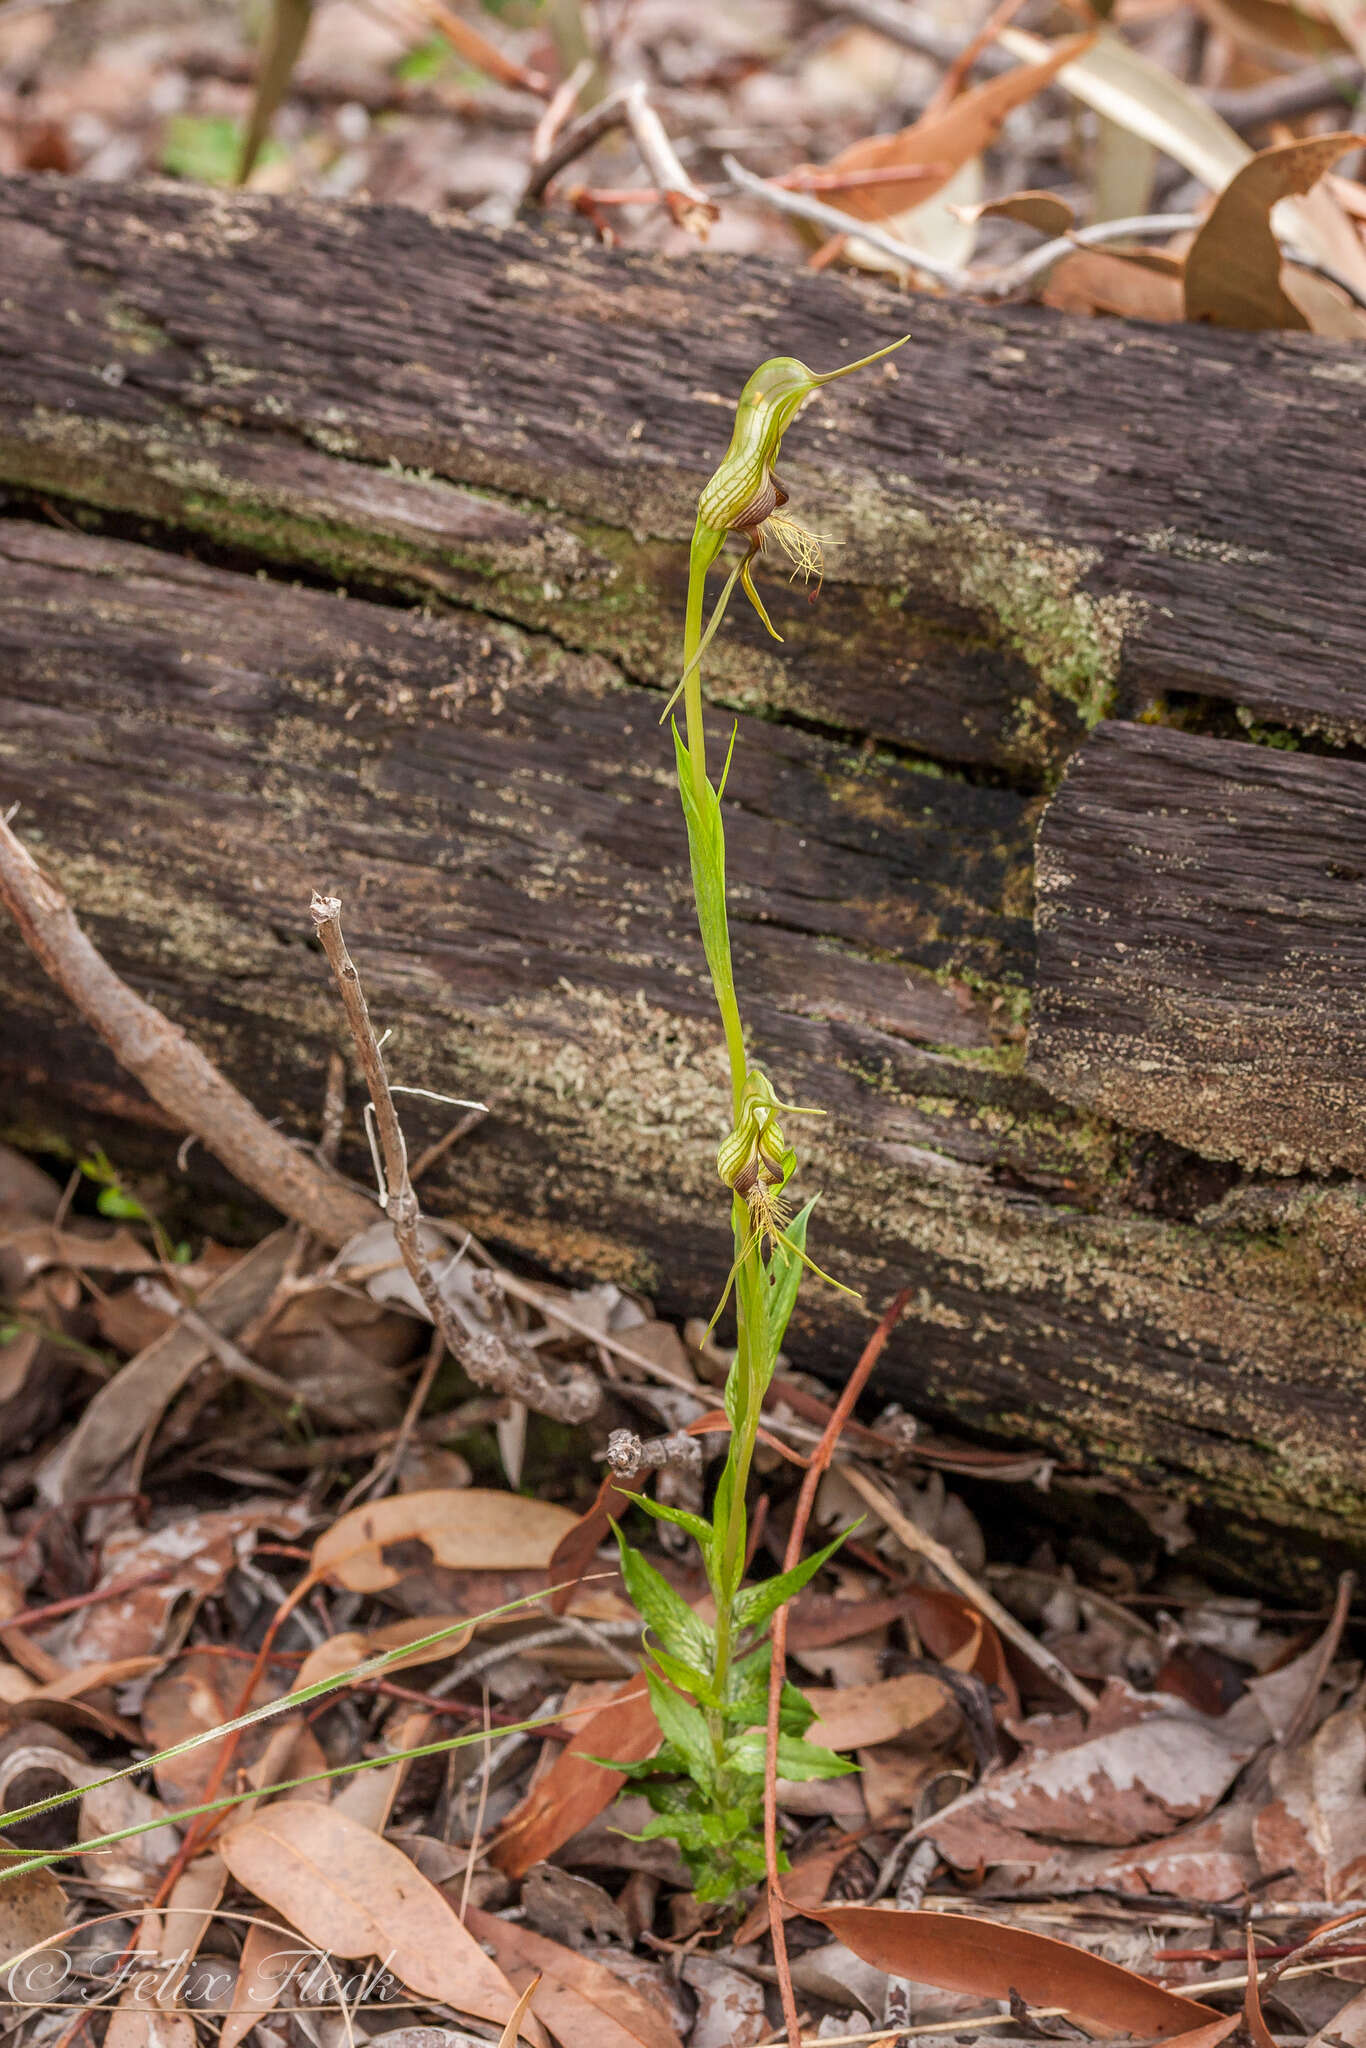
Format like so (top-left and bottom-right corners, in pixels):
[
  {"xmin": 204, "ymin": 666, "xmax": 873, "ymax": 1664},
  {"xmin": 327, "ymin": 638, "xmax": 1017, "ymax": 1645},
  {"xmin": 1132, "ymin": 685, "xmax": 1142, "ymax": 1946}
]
[{"xmin": 805, "ymin": 1904, "xmax": 1221, "ymax": 2037}]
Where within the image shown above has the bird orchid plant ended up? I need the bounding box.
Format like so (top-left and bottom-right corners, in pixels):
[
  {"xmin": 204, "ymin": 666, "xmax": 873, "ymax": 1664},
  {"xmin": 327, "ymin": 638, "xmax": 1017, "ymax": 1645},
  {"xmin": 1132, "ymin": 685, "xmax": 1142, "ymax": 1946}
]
[{"xmin": 608, "ymin": 336, "xmax": 906, "ymax": 1901}]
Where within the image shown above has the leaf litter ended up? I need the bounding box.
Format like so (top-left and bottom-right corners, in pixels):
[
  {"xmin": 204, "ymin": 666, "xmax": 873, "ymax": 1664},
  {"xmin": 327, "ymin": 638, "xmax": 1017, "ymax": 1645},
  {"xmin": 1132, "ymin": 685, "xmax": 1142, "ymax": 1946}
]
[{"xmin": 0, "ymin": 1131, "xmax": 1362, "ymax": 2048}]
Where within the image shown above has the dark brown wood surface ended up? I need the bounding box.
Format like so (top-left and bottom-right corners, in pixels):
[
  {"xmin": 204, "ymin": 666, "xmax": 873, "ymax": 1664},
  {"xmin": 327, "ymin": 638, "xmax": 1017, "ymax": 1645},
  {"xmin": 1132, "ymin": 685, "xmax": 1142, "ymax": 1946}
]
[
  {"xmin": 3, "ymin": 176, "xmax": 1366, "ymax": 1575},
  {"xmin": 1031, "ymin": 724, "xmax": 1366, "ymax": 1175},
  {"xmin": 2, "ymin": 176, "xmax": 1366, "ymax": 778}
]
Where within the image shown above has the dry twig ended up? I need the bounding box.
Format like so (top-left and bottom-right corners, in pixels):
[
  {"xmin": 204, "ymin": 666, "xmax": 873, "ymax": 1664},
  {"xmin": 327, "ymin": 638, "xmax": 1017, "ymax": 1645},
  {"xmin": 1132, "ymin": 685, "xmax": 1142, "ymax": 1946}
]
[
  {"xmin": 604, "ymin": 1426, "xmax": 702, "ymax": 1478},
  {"xmin": 0, "ymin": 817, "xmax": 372, "ymax": 1246},
  {"xmin": 922, "ymin": 0, "xmax": 1027, "ymax": 119},
  {"xmin": 309, "ymin": 892, "xmax": 599, "ymax": 1425},
  {"xmin": 723, "ymin": 156, "xmax": 1209, "ymax": 297},
  {"xmin": 623, "ymin": 82, "xmax": 718, "ymax": 236},
  {"xmin": 523, "ymin": 87, "xmax": 629, "ymax": 203},
  {"xmin": 411, "ymin": 0, "xmax": 550, "ymax": 98},
  {"xmin": 531, "ymin": 57, "xmax": 595, "ymax": 165}
]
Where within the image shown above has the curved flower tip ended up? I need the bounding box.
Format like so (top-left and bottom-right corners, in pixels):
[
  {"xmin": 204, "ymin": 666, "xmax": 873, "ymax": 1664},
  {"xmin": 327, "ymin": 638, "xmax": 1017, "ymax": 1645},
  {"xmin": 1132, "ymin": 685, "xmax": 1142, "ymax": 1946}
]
[{"xmin": 689, "ymin": 335, "xmax": 907, "ymax": 656}]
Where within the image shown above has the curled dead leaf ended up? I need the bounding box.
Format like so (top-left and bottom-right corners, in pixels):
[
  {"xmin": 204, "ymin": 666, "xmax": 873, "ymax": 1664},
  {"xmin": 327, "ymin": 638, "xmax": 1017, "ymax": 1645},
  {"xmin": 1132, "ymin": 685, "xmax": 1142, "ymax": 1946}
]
[
  {"xmin": 955, "ymin": 189, "xmax": 1076, "ymax": 236},
  {"xmin": 1042, "ymin": 247, "xmax": 1185, "ymax": 321},
  {"xmin": 805, "ymin": 1670, "xmax": 958, "ymax": 1751},
  {"xmin": 468, "ymin": 1909, "xmax": 683, "ymax": 2048},
  {"xmin": 1193, "ymin": 0, "xmax": 1352, "ymax": 58},
  {"xmin": 312, "ymin": 1487, "xmax": 579, "ymax": 1592},
  {"xmin": 1185, "ymin": 132, "xmax": 1366, "ymax": 330},
  {"xmin": 801, "ymin": 36, "xmax": 1094, "ymax": 227},
  {"xmin": 0, "ymin": 1832, "xmax": 66, "ymax": 1968},
  {"xmin": 491, "ymin": 1677, "xmax": 657, "ymax": 1879}
]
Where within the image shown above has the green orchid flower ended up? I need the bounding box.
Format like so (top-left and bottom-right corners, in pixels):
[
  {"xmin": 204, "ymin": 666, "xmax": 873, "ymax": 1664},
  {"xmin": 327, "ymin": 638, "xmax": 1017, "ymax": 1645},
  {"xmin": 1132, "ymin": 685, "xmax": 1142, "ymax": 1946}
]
[{"xmin": 661, "ymin": 337, "xmax": 907, "ymax": 726}]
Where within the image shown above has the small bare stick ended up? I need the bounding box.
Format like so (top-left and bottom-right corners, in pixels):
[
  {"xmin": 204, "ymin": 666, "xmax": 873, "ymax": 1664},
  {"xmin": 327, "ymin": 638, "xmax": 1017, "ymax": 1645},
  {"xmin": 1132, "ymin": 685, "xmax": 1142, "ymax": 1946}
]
[
  {"xmin": 0, "ymin": 816, "xmax": 372, "ymax": 1247},
  {"xmin": 623, "ymin": 83, "xmax": 717, "ymax": 237},
  {"xmin": 604, "ymin": 1427, "xmax": 701, "ymax": 1478},
  {"xmin": 411, "ymin": 1102, "xmax": 490, "ymax": 1186},
  {"xmin": 523, "ymin": 86, "xmax": 628, "ymax": 204},
  {"xmin": 531, "ymin": 56, "xmax": 594, "ymax": 166},
  {"xmin": 309, "ymin": 893, "xmax": 599, "ymax": 1425}
]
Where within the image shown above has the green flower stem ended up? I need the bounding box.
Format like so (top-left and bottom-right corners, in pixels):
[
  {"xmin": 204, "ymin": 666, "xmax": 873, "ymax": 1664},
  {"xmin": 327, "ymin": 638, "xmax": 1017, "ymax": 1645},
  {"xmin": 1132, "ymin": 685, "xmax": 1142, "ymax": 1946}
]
[
  {"xmin": 681, "ymin": 554, "xmax": 747, "ymax": 1112},
  {"xmin": 680, "ymin": 550, "xmax": 764, "ymax": 1796},
  {"xmin": 650, "ymin": 346, "xmax": 899, "ymax": 1889}
]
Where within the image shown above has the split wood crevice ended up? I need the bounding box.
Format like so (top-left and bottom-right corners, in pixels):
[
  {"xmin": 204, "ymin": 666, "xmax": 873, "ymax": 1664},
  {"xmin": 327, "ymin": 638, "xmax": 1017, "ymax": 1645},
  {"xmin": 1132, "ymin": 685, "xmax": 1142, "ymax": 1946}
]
[{"xmin": 2, "ymin": 174, "xmax": 1364, "ymax": 1585}]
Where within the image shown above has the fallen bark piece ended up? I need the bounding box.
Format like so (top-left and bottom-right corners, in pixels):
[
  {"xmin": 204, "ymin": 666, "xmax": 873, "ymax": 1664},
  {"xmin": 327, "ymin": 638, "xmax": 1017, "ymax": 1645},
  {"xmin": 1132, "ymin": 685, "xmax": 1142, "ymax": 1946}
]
[
  {"xmin": 8, "ymin": 189, "xmax": 1366, "ymax": 1562},
  {"xmin": 4, "ymin": 177, "xmax": 1366, "ymax": 760}
]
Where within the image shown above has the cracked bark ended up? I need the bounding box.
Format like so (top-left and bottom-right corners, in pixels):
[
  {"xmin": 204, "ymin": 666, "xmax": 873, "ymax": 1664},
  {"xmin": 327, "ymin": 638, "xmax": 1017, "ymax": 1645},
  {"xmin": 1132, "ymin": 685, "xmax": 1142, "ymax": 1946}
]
[{"xmin": 1, "ymin": 177, "xmax": 1365, "ymax": 1583}]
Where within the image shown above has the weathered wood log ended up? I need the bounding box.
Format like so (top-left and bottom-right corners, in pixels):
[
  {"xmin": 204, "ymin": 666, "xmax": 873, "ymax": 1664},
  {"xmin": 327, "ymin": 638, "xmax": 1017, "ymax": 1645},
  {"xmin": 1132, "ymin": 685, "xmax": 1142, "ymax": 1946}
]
[
  {"xmin": 2, "ymin": 176, "xmax": 1365, "ymax": 774},
  {"xmin": 3, "ymin": 175, "xmax": 1366, "ymax": 1580},
  {"xmin": 1032, "ymin": 724, "xmax": 1366, "ymax": 1176}
]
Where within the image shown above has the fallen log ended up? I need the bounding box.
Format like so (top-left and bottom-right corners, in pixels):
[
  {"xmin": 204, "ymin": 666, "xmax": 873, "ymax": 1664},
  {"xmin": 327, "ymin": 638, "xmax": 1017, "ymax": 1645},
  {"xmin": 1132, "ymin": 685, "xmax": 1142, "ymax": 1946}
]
[{"xmin": 2, "ymin": 175, "xmax": 1366, "ymax": 1579}]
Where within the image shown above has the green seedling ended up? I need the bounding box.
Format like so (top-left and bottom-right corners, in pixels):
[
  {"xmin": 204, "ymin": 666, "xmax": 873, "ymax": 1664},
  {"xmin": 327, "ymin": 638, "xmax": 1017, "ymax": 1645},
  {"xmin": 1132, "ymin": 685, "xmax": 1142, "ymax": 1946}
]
[
  {"xmin": 608, "ymin": 339, "xmax": 904, "ymax": 1902},
  {"xmin": 79, "ymin": 1146, "xmax": 191, "ymax": 1262}
]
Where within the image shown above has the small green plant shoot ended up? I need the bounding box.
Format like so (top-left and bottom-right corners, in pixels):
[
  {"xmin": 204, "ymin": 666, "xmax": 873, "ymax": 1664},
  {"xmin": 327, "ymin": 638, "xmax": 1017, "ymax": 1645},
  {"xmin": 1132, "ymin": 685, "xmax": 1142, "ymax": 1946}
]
[{"xmin": 608, "ymin": 337, "xmax": 905, "ymax": 1902}]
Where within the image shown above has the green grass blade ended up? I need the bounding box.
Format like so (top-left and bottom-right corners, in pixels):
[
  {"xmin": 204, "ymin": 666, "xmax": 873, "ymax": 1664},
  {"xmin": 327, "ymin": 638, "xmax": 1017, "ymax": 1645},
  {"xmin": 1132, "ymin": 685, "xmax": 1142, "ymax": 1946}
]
[
  {"xmin": 0, "ymin": 1582, "xmax": 571, "ymax": 1838},
  {"xmin": 0, "ymin": 1703, "xmax": 579, "ymax": 1883}
]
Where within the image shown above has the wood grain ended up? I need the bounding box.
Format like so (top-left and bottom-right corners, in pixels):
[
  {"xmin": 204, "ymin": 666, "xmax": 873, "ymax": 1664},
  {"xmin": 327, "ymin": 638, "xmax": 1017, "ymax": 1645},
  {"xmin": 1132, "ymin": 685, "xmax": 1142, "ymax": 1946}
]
[
  {"xmin": 1031, "ymin": 722, "xmax": 1366, "ymax": 1174},
  {"xmin": 1, "ymin": 177, "xmax": 1365, "ymax": 779}
]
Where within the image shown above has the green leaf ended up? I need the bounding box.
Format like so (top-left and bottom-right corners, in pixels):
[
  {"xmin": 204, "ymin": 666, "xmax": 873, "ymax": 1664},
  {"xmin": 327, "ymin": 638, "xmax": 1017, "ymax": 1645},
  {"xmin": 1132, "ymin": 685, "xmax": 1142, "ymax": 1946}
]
[
  {"xmin": 586, "ymin": 1753, "xmax": 656, "ymax": 1779},
  {"xmin": 721, "ymin": 1648, "xmax": 818, "ymax": 1742},
  {"xmin": 238, "ymin": 0, "xmax": 312, "ymax": 182},
  {"xmin": 710, "ymin": 1459, "xmax": 737, "ymax": 1580},
  {"xmin": 779, "ymin": 1679, "xmax": 817, "ymax": 1738},
  {"xmin": 96, "ymin": 1185, "xmax": 147, "ymax": 1221},
  {"xmin": 393, "ymin": 35, "xmax": 450, "ymax": 80},
  {"xmin": 633, "ymin": 1776, "xmax": 694, "ymax": 1815},
  {"xmin": 242, "ymin": 0, "xmax": 315, "ymax": 181},
  {"xmin": 722, "ymin": 1354, "xmax": 744, "ymax": 1435},
  {"xmin": 724, "ymin": 1639, "xmax": 770, "ymax": 1714},
  {"xmin": 724, "ymin": 1657, "xmax": 814, "ymax": 1734},
  {"xmin": 732, "ymin": 1528, "xmax": 851, "ymax": 1633},
  {"xmin": 631, "ymin": 1493, "xmax": 714, "ymax": 1553},
  {"xmin": 161, "ymin": 113, "xmax": 284, "ymax": 187},
  {"xmin": 631, "ymin": 1808, "xmax": 710, "ymax": 1848},
  {"xmin": 724, "ymin": 1728, "xmax": 858, "ymax": 1781},
  {"xmin": 648, "ymin": 1640, "xmax": 720, "ymax": 1711},
  {"xmin": 645, "ymin": 1672, "xmax": 714, "ymax": 1792},
  {"xmin": 612, "ymin": 1526, "xmax": 712, "ymax": 1667}
]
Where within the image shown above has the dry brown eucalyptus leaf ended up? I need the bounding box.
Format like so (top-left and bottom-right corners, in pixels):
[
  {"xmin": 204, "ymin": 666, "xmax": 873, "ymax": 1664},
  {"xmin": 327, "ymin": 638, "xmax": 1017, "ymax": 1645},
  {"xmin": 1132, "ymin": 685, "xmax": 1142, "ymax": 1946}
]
[
  {"xmin": 311, "ymin": 1488, "xmax": 579, "ymax": 1592},
  {"xmin": 1185, "ymin": 133, "xmax": 1365, "ymax": 329}
]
